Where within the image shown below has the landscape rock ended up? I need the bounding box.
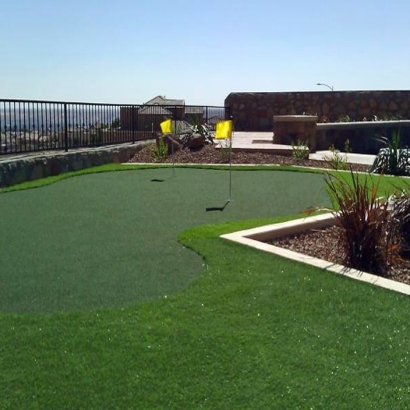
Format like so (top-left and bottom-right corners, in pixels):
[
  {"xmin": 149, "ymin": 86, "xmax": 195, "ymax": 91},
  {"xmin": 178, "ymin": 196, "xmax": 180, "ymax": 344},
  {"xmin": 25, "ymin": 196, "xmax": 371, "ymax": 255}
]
[{"xmin": 187, "ymin": 133, "xmax": 205, "ymax": 150}]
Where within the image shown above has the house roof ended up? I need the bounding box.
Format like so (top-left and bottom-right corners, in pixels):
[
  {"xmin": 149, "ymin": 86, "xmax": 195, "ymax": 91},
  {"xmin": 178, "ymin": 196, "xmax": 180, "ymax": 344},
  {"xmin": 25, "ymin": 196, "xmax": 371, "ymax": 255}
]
[
  {"xmin": 185, "ymin": 106, "xmax": 203, "ymax": 114},
  {"xmin": 138, "ymin": 105, "xmax": 173, "ymax": 115},
  {"xmin": 139, "ymin": 96, "xmax": 204, "ymax": 117},
  {"xmin": 144, "ymin": 95, "xmax": 185, "ymax": 106},
  {"xmin": 208, "ymin": 115, "xmax": 223, "ymax": 125}
]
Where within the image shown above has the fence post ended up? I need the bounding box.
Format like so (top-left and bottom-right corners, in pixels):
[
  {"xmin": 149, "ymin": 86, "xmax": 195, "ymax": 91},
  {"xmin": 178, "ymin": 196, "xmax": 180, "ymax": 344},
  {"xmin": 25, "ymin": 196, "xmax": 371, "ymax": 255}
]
[
  {"xmin": 64, "ymin": 103, "xmax": 68, "ymax": 152},
  {"xmin": 131, "ymin": 105, "xmax": 136, "ymax": 144}
]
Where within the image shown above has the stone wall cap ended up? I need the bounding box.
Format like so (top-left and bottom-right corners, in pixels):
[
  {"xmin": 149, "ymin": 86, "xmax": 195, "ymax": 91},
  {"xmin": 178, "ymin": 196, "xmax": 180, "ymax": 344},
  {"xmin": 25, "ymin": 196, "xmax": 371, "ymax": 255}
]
[
  {"xmin": 273, "ymin": 115, "xmax": 318, "ymax": 122},
  {"xmin": 317, "ymin": 120, "xmax": 410, "ymax": 130}
]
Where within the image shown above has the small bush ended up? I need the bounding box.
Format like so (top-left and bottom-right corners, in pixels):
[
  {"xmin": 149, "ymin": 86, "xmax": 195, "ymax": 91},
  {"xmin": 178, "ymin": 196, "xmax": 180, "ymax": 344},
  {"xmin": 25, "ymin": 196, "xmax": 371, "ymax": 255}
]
[
  {"xmin": 324, "ymin": 144, "xmax": 349, "ymax": 170},
  {"xmin": 292, "ymin": 139, "xmax": 309, "ymax": 162},
  {"xmin": 153, "ymin": 137, "xmax": 168, "ymax": 161},
  {"xmin": 218, "ymin": 138, "xmax": 231, "ymax": 162},
  {"xmin": 344, "ymin": 139, "xmax": 352, "ymax": 154},
  {"xmin": 338, "ymin": 114, "xmax": 351, "ymax": 122}
]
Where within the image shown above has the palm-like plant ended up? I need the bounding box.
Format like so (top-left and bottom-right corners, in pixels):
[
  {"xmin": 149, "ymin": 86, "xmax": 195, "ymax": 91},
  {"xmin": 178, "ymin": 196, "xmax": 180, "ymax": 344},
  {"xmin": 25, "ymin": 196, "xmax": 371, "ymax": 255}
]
[{"xmin": 371, "ymin": 129, "xmax": 410, "ymax": 176}]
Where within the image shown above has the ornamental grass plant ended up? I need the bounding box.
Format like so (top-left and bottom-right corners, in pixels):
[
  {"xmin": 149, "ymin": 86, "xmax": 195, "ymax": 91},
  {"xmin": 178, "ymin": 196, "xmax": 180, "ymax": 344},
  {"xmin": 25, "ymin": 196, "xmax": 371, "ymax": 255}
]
[
  {"xmin": 390, "ymin": 182, "xmax": 410, "ymax": 257},
  {"xmin": 291, "ymin": 139, "xmax": 310, "ymax": 162},
  {"xmin": 324, "ymin": 170, "xmax": 400, "ymax": 276}
]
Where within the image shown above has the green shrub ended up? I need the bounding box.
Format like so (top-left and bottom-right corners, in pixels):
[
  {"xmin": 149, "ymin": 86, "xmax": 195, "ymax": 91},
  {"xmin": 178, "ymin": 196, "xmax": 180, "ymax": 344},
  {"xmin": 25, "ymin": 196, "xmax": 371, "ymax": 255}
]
[
  {"xmin": 338, "ymin": 114, "xmax": 351, "ymax": 122},
  {"xmin": 291, "ymin": 139, "xmax": 309, "ymax": 162},
  {"xmin": 344, "ymin": 138, "xmax": 352, "ymax": 154},
  {"xmin": 218, "ymin": 138, "xmax": 231, "ymax": 162},
  {"xmin": 324, "ymin": 144, "xmax": 349, "ymax": 170},
  {"xmin": 371, "ymin": 129, "xmax": 410, "ymax": 176},
  {"xmin": 153, "ymin": 137, "xmax": 168, "ymax": 161}
]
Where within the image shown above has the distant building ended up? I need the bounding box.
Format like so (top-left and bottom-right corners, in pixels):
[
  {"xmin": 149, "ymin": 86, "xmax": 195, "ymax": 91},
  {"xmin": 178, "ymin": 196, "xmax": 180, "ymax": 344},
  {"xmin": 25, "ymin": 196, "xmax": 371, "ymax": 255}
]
[
  {"xmin": 208, "ymin": 115, "xmax": 224, "ymax": 130},
  {"xmin": 120, "ymin": 96, "xmax": 203, "ymax": 132}
]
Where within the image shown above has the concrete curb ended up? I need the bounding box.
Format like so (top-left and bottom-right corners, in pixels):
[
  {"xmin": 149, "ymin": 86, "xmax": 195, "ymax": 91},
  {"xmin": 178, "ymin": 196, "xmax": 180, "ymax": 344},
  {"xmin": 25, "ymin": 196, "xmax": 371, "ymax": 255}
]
[{"xmin": 221, "ymin": 213, "xmax": 410, "ymax": 296}]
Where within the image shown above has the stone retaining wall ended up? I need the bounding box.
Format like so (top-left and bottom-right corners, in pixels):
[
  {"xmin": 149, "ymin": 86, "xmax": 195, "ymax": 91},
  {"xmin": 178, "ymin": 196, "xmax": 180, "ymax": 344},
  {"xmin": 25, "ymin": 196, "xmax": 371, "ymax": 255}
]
[
  {"xmin": 0, "ymin": 142, "xmax": 147, "ymax": 188},
  {"xmin": 225, "ymin": 91, "xmax": 410, "ymax": 131}
]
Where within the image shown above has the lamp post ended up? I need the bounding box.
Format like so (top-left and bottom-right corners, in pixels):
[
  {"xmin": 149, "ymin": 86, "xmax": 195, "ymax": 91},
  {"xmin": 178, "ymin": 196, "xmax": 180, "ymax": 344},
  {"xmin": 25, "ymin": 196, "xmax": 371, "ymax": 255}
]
[{"xmin": 317, "ymin": 82, "xmax": 334, "ymax": 91}]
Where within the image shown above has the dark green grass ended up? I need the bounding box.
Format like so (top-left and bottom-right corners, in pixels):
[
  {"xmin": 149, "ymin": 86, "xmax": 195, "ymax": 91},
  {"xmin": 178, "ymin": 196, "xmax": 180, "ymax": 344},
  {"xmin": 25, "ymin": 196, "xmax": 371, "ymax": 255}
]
[
  {"xmin": 0, "ymin": 168, "xmax": 329, "ymax": 312},
  {"xmin": 0, "ymin": 163, "xmax": 321, "ymax": 194}
]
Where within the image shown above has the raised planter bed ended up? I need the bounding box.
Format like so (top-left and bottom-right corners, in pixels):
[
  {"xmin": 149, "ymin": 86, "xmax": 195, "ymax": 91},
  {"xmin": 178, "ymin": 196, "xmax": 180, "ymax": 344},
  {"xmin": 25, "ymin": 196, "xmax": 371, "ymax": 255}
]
[
  {"xmin": 316, "ymin": 120, "xmax": 410, "ymax": 154},
  {"xmin": 221, "ymin": 213, "xmax": 410, "ymax": 296}
]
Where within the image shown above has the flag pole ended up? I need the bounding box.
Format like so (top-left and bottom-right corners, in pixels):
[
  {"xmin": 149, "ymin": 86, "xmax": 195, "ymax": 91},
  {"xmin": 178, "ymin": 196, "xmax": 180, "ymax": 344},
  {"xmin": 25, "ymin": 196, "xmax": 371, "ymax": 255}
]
[
  {"xmin": 228, "ymin": 126, "xmax": 232, "ymax": 201},
  {"xmin": 160, "ymin": 118, "xmax": 175, "ymax": 177},
  {"xmin": 172, "ymin": 116, "xmax": 175, "ymax": 177},
  {"xmin": 215, "ymin": 119, "xmax": 234, "ymax": 204}
]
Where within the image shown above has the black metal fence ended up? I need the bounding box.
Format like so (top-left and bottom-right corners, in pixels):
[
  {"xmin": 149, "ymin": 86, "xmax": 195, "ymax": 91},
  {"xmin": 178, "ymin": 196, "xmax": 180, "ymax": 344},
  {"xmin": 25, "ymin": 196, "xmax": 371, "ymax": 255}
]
[{"xmin": 0, "ymin": 99, "xmax": 225, "ymax": 155}]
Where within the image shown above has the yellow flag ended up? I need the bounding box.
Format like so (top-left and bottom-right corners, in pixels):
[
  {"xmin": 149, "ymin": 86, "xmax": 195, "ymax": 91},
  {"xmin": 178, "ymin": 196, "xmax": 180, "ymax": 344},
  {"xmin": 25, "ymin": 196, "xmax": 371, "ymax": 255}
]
[
  {"xmin": 160, "ymin": 119, "xmax": 172, "ymax": 134},
  {"xmin": 215, "ymin": 120, "xmax": 233, "ymax": 139}
]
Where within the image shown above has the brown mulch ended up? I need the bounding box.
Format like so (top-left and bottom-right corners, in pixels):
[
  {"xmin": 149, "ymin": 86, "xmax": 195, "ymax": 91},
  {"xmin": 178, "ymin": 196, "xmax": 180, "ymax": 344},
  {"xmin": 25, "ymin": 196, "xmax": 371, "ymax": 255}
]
[
  {"xmin": 272, "ymin": 225, "xmax": 410, "ymax": 286},
  {"xmin": 128, "ymin": 143, "xmax": 371, "ymax": 172},
  {"xmin": 128, "ymin": 142, "xmax": 410, "ymax": 288}
]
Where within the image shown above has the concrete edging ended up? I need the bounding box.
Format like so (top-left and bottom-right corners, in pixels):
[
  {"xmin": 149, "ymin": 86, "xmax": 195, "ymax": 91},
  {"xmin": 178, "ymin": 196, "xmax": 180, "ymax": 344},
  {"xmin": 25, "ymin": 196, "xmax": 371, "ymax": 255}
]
[{"xmin": 221, "ymin": 213, "xmax": 410, "ymax": 296}]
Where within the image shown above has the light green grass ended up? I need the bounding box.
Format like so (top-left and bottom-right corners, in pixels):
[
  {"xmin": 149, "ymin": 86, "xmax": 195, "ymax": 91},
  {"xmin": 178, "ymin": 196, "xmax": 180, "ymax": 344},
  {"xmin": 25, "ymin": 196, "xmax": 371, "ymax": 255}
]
[
  {"xmin": 1, "ymin": 165, "xmax": 409, "ymax": 409},
  {"xmin": 1, "ymin": 218, "xmax": 409, "ymax": 409}
]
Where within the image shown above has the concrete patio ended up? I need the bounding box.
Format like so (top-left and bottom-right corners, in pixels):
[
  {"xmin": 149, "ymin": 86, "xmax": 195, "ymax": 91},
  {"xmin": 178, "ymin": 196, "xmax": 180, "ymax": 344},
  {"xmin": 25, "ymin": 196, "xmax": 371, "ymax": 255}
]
[{"xmin": 218, "ymin": 131, "xmax": 376, "ymax": 165}]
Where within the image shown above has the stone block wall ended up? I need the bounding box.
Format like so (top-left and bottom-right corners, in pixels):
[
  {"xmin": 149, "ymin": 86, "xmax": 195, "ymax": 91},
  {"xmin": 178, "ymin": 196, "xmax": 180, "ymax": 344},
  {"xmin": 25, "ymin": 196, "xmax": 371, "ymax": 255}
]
[
  {"xmin": 0, "ymin": 142, "xmax": 147, "ymax": 188},
  {"xmin": 225, "ymin": 91, "xmax": 410, "ymax": 131},
  {"xmin": 273, "ymin": 115, "xmax": 318, "ymax": 147}
]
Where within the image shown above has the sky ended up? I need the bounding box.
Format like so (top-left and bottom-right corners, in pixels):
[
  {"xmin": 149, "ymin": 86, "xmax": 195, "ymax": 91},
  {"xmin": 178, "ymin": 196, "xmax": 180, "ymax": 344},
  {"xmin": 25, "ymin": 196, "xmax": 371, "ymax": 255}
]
[{"xmin": 1, "ymin": 0, "xmax": 410, "ymax": 106}]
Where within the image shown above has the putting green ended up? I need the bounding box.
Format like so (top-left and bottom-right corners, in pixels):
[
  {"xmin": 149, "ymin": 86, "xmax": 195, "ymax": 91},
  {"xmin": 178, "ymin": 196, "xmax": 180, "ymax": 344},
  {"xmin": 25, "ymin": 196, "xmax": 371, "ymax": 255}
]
[{"xmin": 0, "ymin": 168, "xmax": 330, "ymax": 312}]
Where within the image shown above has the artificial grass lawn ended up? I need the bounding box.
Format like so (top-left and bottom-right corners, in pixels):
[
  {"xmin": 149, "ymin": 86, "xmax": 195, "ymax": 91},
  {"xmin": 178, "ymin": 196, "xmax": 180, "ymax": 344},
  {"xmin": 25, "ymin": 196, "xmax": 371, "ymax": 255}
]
[
  {"xmin": 0, "ymin": 167, "xmax": 329, "ymax": 312},
  {"xmin": 1, "ymin": 166, "xmax": 409, "ymax": 409}
]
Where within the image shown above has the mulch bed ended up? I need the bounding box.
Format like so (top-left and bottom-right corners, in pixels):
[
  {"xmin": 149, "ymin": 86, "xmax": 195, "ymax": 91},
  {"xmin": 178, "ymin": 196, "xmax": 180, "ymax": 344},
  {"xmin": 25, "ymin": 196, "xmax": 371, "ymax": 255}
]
[
  {"xmin": 128, "ymin": 143, "xmax": 371, "ymax": 172},
  {"xmin": 272, "ymin": 225, "xmax": 410, "ymax": 286}
]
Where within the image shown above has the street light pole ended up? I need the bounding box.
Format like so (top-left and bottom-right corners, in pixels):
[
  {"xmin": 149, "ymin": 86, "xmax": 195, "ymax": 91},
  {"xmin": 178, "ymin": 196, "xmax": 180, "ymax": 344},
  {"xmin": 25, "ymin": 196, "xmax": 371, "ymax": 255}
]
[{"xmin": 317, "ymin": 82, "xmax": 334, "ymax": 91}]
